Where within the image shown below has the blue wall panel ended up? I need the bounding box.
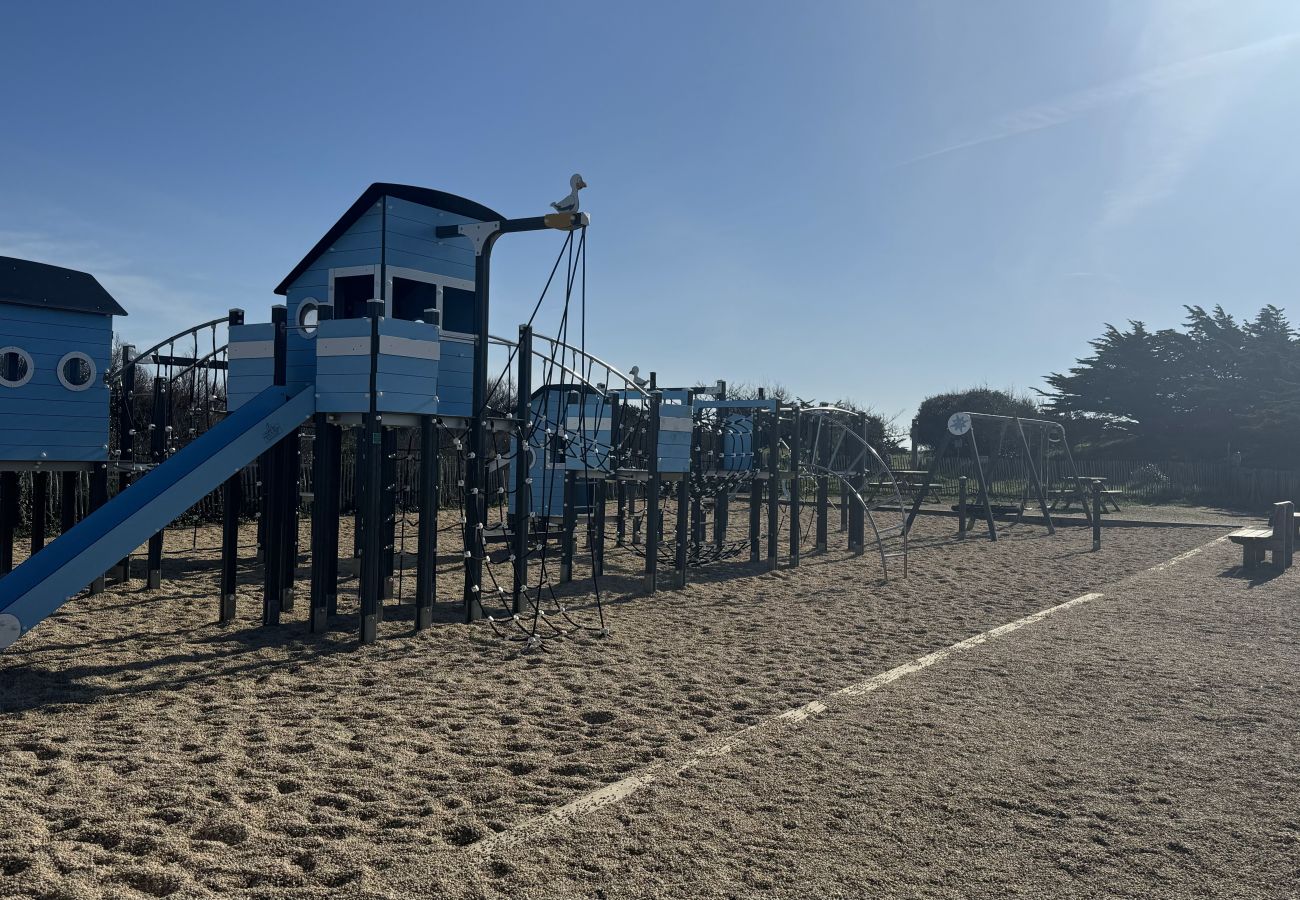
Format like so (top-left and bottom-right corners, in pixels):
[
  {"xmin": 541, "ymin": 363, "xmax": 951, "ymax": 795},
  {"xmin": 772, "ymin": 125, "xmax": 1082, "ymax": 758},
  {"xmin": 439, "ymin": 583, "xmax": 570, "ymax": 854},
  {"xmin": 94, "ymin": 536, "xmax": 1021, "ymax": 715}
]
[{"xmin": 0, "ymin": 305, "xmax": 112, "ymax": 462}]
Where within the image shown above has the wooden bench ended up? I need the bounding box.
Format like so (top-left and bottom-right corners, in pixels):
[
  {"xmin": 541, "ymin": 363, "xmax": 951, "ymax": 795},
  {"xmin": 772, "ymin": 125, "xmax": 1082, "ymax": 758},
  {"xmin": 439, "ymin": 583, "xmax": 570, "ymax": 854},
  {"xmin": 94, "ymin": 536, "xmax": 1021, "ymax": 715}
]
[{"xmin": 1228, "ymin": 501, "xmax": 1295, "ymax": 571}]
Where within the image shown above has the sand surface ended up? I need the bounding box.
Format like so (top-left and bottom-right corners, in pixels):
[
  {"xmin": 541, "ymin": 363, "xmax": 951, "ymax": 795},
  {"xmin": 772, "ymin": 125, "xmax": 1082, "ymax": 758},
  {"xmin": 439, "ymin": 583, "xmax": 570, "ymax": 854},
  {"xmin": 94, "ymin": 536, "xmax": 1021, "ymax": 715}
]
[{"xmin": 2, "ymin": 511, "xmax": 1295, "ymax": 897}]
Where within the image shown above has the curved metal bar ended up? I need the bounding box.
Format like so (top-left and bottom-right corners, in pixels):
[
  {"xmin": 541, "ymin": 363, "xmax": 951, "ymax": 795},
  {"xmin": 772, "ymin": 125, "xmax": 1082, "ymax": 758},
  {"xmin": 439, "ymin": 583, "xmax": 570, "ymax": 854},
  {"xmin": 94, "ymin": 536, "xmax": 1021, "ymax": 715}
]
[
  {"xmin": 797, "ymin": 405, "xmax": 908, "ymax": 579},
  {"xmin": 106, "ymin": 315, "xmax": 229, "ymax": 382},
  {"xmin": 488, "ymin": 332, "xmax": 649, "ymax": 401},
  {"xmin": 166, "ymin": 342, "xmax": 228, "ymax": 384}
]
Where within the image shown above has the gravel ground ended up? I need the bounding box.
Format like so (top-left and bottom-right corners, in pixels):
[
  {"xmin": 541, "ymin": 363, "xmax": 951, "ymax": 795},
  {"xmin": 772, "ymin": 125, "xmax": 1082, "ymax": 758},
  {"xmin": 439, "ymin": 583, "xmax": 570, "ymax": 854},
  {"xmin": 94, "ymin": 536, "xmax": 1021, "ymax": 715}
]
[
  {"xmin": 0, "ymin": 512, "xmax": 1267, "ymax": 898},
  {"xmin": 460, "ymin": 534, "xmax": 1299, "ymax": 899}
]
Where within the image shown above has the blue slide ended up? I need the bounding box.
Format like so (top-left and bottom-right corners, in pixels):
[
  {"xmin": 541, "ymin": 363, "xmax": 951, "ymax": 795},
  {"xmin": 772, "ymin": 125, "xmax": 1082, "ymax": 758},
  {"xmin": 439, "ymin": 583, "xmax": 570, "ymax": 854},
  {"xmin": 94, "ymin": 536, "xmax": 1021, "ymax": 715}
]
[{"xmin": 0, "ymin": 385, "xmax": 315, "ymax": 650}]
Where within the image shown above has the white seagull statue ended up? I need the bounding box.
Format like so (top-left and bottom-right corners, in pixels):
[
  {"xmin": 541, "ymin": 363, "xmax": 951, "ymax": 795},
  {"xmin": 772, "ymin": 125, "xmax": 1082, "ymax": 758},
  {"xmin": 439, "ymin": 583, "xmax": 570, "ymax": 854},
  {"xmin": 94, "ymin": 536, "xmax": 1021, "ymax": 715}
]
[{"xmin": 551, "ymin": 173, "xmax": 587, "ymax": 213}]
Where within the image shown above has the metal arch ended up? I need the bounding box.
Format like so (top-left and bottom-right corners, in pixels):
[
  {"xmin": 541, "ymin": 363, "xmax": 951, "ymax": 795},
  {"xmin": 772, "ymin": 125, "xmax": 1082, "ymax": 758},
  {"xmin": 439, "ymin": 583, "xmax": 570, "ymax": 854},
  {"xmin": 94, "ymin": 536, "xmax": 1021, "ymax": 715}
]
[
  {"xmin": 488, "ymin": 331, "xmax": 650, "ymax": 400},
  {"xmin": 796, "ymin": 406, "xmax": 908, "ymax": 579},
  {"xmin": 165, "ymin": 342, "xmax": 228, "ymax": 385},
  {"xmin": 105, "ymin": 315, "xmax": 230, "ymax": 383}
]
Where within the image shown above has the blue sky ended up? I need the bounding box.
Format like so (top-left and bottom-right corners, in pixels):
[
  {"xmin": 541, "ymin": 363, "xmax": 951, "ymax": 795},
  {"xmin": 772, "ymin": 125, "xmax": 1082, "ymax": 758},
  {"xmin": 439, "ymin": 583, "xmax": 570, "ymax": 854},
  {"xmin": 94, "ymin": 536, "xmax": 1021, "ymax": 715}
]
[{"xmin": 3, "ymin": 1, "xmax": 1299, "ymax": 428}]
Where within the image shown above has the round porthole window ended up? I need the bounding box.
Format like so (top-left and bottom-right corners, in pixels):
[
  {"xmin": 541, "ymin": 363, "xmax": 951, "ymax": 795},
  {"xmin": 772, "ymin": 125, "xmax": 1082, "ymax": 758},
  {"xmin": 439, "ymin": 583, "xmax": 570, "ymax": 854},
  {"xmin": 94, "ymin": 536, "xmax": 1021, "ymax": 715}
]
[
  {"xmin": 298, "ymin": 299, "xmax": 320, "ymax": 337},
  {"xmin": 0, "ymin": 346, "xmax": 34, "ymax": 388},
  {"xmin": 57, "ymin": 351, "xmax": 96, "ymax": 391}
]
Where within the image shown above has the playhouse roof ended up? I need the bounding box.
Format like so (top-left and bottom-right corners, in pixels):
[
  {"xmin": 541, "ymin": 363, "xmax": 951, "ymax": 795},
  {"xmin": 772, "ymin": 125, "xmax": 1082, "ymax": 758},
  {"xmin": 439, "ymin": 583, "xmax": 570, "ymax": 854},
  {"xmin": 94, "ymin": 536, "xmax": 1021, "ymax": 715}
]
[
  {"xmin": 0, "ymin": 256, "xmax": 128, "ymax": 317},
  {"xmin": 274, "ymin": 183, "xmax": 505, "ymax": 295}
]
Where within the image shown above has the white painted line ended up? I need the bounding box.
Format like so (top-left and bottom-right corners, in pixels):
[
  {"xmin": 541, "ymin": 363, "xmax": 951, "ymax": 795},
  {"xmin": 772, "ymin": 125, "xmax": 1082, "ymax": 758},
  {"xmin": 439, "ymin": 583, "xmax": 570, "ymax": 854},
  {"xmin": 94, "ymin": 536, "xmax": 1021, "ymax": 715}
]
[{"xmin": 474, "ymin": 536, "xmax": 1224, "ymax": 852}]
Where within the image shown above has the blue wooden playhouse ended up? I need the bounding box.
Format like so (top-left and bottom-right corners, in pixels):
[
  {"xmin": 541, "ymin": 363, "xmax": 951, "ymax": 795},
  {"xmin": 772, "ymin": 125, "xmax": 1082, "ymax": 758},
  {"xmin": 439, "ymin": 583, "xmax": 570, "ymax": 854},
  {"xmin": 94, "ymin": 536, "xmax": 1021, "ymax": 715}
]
[
  {"xmin": 226, "ymin": 183, "xmax": 504, "ymax": 421},
  {"xmin": 0, "ymin": 256, "xmax": 125, "ymax": 467}
]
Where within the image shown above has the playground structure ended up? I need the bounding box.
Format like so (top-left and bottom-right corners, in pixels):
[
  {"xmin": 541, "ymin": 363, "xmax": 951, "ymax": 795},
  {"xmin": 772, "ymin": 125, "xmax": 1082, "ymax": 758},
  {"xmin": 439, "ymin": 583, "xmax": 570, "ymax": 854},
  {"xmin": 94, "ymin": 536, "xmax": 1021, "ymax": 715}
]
[
  {"xmin": 904, "ymin": 411, "xmax": 1096, "ymax": 541},
  {"xmin": 0, "ymin": 182, "xmax": 910, "ymax": 651}
]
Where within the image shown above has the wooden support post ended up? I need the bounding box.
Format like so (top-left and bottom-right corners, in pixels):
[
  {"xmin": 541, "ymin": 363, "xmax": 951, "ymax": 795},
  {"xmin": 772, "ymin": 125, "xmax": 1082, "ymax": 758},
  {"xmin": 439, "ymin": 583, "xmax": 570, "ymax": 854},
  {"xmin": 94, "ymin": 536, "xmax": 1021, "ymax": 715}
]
[
  {"xmin": 645, "ymin": 391, "xmax": 662, "ymax": 593},
  {"xmin": 749, "ymin": 473, "xmax": 762, "ymax": 562},
  {"xmin": 511, "ymin": 324, "xmax": 532, "ymax": 614},
  {"xmin": 815, "ymin": 473, "xmax": 829, "ymax": 553},
  {"xmin": 958, "ymin": 475, "xmax": 968, "ymax": 539},
  {"xmin": 767, "ymin": 407, "xmax": 780, "ymax": 570},
  {"xmin": 789, "ymin": 407, "xmax": 802, "ymax": 567},
  {"xmin": 59, "ymin": 470, "xmax": 79, "ymax": 534},
  {"xmin": 146, "ymin": 375, "xmax": 167, "ymax": 588},
  {"xmin": 592, "ymin": 477, "xmax": 606, "ymax": 577},
  {"xmin": 262, "ymin": 305, "xmax": 288, "ymax": 625},
  {"xmin": 611, "ymin": 394, "xmax": 626, "ymax": 547},
  {"xmin": 87, "ymin": 463, "xmax": 108, "ymax": 593},
  {"xmin": 359, "ymin": 300, "xmax": 385, "ymax": 643},
  {"xmin": 560, "ymin": 470, "xmax": 577, "ymax": 584},
  {"xmin": 1, "ymin": 468, "xmax": 19, "ymax": 572},
  {"xmin": 1092, "ymin": 480, "xmax": 1102, "ymax": 552},
  {"xmin": 278, "ymin": 427, "xmax": 302, "ymax": 612},
  {"xmin": 712, "ymin": 383, "xmax": 728, "ymax": 552},
  {"xmin": 675, "ymin": 475, "xmax": 689, "ymax": 588},
  {"xmin": 218, "ymin": 309, "xmax": 245, "ymax": 623},
  {"xmin": 220, "ymin": 465, "xmax": 242, "ymax": 623},
  {"xmin": 309, "ymin": 410, "xmax": 341, "ymax": 633},
  {"xmin": 112, "ymin": 344, "xmax": 137, "ymax": 582},
  {"xmin": 1280, "ymin": 501, "xmax": 1296, "ymax": 569},
  {"xmin": 30, "ymin": 471, "xmax": 48, "ymax": 557},
  {"xmin": 380, "ymin": 427, "xmax": 397, "ymax": 601},
  {"xmin": 416, "ymin": 415, "xmax": 439, "ymax": 628},
  {"xmin": 352, "ymin": 432, "xmax": 366, "ymax": 559}
]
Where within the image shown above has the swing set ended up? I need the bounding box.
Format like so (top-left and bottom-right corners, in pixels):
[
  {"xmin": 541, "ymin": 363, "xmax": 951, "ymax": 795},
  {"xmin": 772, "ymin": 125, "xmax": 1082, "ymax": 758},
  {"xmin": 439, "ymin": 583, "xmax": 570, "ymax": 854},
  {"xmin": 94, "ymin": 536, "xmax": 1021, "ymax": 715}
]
[{"xmin": 904, "ymin": 411, "xmax": 1095, "ymax": 541}]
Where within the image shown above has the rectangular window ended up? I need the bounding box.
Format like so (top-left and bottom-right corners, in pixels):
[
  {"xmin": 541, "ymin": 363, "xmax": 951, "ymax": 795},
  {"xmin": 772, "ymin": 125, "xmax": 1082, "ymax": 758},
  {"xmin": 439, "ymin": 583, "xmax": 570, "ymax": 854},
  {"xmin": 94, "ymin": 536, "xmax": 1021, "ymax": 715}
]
[
  {"xmin": 392, "ymin": 277, "xmax": 439, "ymax": 322},
  {"xmin": 334, "ymin": 274, "xmax": 376, "ymax": 319},
  {"xmin": 442, "ymin": 286, "xmax": 477, "ymax": 335}
]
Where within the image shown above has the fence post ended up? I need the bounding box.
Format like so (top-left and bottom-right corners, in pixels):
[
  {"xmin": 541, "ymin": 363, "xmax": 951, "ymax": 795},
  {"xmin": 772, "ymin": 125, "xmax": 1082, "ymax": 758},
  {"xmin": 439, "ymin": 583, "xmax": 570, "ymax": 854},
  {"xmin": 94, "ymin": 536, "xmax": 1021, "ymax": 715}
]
[
  {"xmin": 958, "ymin": 475, "xmax": 967, "ymax": 539},
  {"xmin": 1092, "ymin": 480, "xmax": 1102, "ymax": 552}
]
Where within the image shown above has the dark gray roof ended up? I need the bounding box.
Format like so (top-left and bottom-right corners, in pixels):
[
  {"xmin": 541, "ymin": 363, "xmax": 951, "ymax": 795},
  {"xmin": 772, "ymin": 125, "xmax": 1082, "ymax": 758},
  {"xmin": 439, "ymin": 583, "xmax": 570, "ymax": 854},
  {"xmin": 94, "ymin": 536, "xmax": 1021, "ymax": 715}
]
[
  {"xmin": 275, "ymin": 183, "xmax": 505, "ymax": 295},
  {"xmin": 0, "ymin": 256, "xmax": 128, "ymax": 317}
]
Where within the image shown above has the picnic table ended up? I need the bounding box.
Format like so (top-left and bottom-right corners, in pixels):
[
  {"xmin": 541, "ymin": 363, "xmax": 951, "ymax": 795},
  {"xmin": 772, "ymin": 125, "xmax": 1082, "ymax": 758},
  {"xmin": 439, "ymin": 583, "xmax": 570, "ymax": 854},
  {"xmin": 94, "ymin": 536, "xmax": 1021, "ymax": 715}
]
[
  {"xmin": 1048, "ymin": 477, "xmax": 1121, "ymax": 513},
  {"xmin": 878, "ymin": 469, "xmax": 940, "ymax": 501}
]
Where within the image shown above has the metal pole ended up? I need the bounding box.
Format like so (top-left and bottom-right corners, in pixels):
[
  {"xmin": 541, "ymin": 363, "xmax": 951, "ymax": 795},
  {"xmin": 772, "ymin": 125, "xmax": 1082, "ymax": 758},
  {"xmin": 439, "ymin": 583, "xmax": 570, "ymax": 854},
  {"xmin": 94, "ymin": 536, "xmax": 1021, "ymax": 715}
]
[
  {"xmin": 1014, "ymin": 418, "xmax": 1055, "ymax": 535},
  {"xmin": 512, "ymin": 325, "xmax": 533, "ymax": 613},
  {"xmin": 968, "ymin": 430, "xmax": 997, "ymax": 542}
]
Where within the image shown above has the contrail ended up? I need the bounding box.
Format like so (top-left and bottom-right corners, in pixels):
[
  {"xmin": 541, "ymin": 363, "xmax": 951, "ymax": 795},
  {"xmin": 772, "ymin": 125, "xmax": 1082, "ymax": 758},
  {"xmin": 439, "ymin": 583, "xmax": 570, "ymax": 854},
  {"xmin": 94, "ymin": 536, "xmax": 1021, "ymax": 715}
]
[{"xmin": 899, "ymin": 32, "xmax": 1300, "ymax": 166}]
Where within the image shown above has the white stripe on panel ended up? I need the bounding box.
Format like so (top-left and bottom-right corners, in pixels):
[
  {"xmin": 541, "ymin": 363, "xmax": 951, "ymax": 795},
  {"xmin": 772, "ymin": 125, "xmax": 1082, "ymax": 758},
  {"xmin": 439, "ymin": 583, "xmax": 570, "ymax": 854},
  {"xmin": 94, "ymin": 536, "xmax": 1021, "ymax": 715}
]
[
  {"xmin": 227, "ymin": 341, "xmax": 275, "ymax": 360},
  {"xmin": 379, "ymin": 335, "xmax": 441, "ymax": 360}
]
